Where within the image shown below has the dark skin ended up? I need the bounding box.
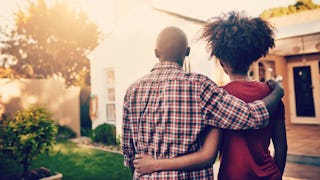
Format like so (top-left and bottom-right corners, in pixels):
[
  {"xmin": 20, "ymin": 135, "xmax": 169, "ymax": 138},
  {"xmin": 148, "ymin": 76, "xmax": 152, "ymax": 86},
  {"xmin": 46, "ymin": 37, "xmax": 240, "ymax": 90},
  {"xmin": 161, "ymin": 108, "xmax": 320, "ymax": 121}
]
[
  {"xmin": 154, "ymin": 26, "xmax": 190, "ymax": 66},
  {"xmin": 131, "ymin": 26, "xmax": 284, "ymax": 175}
]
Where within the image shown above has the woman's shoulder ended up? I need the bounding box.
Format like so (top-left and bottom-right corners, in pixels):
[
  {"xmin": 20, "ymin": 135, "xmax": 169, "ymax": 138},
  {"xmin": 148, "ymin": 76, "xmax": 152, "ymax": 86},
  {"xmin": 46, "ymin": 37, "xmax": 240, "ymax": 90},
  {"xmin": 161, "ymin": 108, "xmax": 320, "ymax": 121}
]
[
  {"xmin": 222, "ymin": 81, "xmax": 271, "ymax": 99},
  {"xmin": 223, "ymin": 81, "xmax": 269, "ymax": 90}
]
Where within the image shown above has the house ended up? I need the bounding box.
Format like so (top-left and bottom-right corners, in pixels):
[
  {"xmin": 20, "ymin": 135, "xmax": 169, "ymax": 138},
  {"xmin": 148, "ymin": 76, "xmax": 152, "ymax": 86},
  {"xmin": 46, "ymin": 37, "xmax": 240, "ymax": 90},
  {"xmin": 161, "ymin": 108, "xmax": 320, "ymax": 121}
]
[
  {"xmin": 259, "ymin": 9, "xmax": 320, "ymax": 125},
  {"xmin": 89, "ymin": 0, "xmax": 320, "ymax": 137},
  {"xmin": 89, "ymin": 0, "xmax": 218, "ymax": 135}
]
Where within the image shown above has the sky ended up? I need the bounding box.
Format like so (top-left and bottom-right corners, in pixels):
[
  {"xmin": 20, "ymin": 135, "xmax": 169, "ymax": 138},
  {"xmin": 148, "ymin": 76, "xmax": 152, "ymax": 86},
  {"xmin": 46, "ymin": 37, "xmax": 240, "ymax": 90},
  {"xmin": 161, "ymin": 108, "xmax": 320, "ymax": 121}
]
[
  {"xmin": 1, "ymin": 0, "xmax": 320, "ymax": 33},
  {"xmin": 0, "ymin": 0, "xmax": 114, "ymax": 33}
]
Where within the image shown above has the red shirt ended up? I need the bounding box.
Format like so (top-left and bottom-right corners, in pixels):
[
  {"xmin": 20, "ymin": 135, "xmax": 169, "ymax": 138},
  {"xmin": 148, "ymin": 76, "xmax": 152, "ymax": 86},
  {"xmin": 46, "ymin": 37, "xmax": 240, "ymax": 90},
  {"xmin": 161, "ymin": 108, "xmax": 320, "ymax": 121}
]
[
  {"xmin": 218, "ymin": 81, "xmax": 282, "ymax": 180},
  {"xmin": 122, "ymin": 62, "xmax": 269, "ymax": 179}
]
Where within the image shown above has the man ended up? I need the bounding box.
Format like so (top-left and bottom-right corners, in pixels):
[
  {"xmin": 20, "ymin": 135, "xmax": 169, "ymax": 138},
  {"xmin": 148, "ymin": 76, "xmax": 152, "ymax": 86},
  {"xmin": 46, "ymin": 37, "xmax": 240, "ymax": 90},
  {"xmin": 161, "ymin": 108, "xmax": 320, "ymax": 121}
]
[{"xmin": 122, "ymin": 26, "xmax": 283, "ymax": 179}]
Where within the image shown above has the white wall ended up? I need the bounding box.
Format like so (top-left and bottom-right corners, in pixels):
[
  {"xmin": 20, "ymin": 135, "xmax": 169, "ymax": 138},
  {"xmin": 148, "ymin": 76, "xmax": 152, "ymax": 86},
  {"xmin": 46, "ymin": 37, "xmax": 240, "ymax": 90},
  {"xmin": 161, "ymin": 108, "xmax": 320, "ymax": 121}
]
[
  {"xmin": 0, "ymin": 78, "xmax": 81, "ymax": 136},
  {"xmin": 90, "ymin": 4, "xmax": 223, "ymax": 136}
]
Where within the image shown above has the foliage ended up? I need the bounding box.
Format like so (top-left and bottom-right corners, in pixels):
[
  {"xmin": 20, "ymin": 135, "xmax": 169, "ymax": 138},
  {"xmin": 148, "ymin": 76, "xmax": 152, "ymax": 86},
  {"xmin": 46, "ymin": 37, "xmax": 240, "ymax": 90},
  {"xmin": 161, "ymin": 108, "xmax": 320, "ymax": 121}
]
[
  {"xmin": 81, "ymin": 127, "xmax": 94, "ymax": 138},
  {"xmin": 56, "ymin": 125, "xmax": 76, "ymax": 140},
  {"xmin": 0, "ymin": 141, "xmax": 132, "ymax": 180},
  {"xmin": 93, "ymin": 123, "xmax": 116, "ymax": 145},
  {"xmin": 2, "ymin": 106, "xmax": 57, "ymax": 178},
  {"xmin": 260, "ymin": 0, "xmax": 320, "ymax": 19},
  {"xmin": 0, "ymin": 0, "xmax": 101, "ymax": 87}
]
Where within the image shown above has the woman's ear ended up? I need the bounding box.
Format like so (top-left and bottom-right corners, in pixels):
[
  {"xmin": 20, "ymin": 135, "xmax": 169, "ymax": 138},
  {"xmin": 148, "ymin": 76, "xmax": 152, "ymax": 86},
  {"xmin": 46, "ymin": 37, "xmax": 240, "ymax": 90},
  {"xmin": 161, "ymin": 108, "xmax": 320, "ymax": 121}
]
[
  {"xmin": 219, "ymin": 61, "xmax": 229, "ymax": 75},
  {"xmin": 219, "ymin": 61, "xmax": 224, "ymax": 68}
]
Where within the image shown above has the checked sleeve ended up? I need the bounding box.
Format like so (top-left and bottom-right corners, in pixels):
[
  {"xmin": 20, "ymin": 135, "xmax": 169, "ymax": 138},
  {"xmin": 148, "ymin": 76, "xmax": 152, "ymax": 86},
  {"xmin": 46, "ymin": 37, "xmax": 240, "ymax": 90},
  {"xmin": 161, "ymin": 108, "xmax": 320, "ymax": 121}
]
[
  {"xmin": 121, "ymin": 96, "xmax": 135, "ymax": 169},
  {"xmin": 200, "ymin": 79, "xmax": 269, "ymax": 130}
]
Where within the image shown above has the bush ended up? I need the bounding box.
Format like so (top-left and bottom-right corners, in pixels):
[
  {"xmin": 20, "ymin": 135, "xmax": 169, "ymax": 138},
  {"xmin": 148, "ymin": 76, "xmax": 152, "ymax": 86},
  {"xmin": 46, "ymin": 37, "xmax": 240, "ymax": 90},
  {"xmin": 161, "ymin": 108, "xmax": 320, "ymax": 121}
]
[
  {"xmin": 93, "ymin": 123, "xmax": 116, "ymax": 145},
  {"xmin": 81, "ymin": 127, "xmax": 94, "ymax": 139},
  {"xmin": 56, "ymin": 125, "xmax": 76, "ymax": 140},
  {"xmin": 2, "ymin": 106, "xmax": 57, "ymax": 179}
]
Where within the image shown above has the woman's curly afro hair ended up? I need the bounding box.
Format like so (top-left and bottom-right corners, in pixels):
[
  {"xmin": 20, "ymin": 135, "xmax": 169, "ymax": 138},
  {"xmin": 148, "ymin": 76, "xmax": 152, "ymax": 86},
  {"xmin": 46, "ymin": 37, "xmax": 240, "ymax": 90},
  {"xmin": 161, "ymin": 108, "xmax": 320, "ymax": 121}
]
[{"xmin": 201, "ymin": 11, "xmax": 275, "ymax": 74}]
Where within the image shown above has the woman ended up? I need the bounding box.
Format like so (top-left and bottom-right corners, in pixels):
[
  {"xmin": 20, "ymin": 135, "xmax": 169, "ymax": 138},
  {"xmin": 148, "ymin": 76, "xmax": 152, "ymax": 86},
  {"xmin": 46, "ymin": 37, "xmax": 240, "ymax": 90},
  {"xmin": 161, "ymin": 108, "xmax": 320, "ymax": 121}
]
[{"xmin": 133, "ymin": 11, "xmax": 287, "ymax": 180}]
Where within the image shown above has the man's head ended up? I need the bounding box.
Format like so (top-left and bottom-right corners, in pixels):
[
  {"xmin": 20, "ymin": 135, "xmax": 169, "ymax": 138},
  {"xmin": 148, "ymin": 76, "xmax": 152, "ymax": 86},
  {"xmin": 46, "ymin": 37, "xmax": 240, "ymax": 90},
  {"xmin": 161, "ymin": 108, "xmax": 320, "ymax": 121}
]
[{"xmin": 155, "ymin": 26, "xmax": 190, "ymax": 66}]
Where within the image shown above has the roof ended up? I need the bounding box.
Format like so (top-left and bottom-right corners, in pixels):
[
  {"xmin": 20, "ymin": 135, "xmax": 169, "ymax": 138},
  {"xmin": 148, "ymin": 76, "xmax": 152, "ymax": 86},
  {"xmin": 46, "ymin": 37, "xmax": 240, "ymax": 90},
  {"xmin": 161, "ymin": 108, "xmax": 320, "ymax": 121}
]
[{"xmin": 152, "ymin": 1, "xmax": 320, "ymax": 56}]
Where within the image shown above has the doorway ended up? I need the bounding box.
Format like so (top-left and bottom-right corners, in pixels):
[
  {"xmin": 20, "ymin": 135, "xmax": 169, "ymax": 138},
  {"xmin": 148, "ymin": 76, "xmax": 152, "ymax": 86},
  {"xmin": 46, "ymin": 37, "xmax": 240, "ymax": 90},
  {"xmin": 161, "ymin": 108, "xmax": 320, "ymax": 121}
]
[{"xmin": 288, "ymin": 60, "xmax": 320, "ymax": 124}]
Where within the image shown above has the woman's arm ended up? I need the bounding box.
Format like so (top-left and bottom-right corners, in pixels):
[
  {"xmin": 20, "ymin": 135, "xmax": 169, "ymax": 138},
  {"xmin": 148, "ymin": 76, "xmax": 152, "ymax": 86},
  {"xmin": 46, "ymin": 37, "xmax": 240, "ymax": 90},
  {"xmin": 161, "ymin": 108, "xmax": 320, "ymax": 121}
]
[
  {"xmin": 133, "ymin": 127, "xmax": 221, "ymax": 175},
  {"xmin": 271, "ymin": 101, "xmax": 287, "ymax": 175}
]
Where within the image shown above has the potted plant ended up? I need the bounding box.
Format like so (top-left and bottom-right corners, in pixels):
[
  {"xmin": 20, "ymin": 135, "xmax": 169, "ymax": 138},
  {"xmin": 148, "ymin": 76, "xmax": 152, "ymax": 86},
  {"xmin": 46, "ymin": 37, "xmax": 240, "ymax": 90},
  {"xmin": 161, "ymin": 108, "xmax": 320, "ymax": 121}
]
[{"xmin": 2, "ymin": 106, "xmax": 61, "ymax": 180}]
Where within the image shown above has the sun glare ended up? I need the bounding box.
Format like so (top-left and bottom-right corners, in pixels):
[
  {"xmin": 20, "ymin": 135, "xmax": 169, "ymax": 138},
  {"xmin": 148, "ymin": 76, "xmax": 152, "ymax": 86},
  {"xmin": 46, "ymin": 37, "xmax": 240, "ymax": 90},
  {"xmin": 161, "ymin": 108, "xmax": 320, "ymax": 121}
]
[
  {"xmin": 11, "ymin": 0, "xmax": 115, "ymax": 34},
  {"xmin": 73, "ymin": 0, "xmax": 114, "ymax": 33}
]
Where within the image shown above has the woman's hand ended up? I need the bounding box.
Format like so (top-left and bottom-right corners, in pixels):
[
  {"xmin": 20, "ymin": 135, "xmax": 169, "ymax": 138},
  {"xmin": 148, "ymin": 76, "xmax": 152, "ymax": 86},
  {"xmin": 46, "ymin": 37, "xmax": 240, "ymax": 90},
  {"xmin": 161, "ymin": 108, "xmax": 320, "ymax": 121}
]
[{"xmin": 133, "ymin": 154, "xmax": 157, "ymax": 176}]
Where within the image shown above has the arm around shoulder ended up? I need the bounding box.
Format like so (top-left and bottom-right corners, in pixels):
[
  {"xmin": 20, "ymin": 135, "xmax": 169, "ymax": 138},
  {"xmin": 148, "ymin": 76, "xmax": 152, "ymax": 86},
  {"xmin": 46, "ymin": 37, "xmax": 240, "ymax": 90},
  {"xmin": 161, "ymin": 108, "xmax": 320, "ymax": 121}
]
[{"xmin": 133, "ymin": 127, "xmax": 221, "ymax": 175}]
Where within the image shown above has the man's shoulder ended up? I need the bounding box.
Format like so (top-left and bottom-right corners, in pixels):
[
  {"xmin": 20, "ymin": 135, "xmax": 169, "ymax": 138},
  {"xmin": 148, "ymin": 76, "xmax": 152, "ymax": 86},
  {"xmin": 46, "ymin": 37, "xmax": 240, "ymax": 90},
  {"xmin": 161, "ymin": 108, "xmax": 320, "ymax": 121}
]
[
  {"xmin": 188, "ymin": 72, "xmax": 213, "ymax": 82},
  {"xmin": 125, "ymin": 71, "xmax": 215, "ymax": 94},
  {"xmin": 124, "ymin": 73, "xmax": 154, "ymax": 94},
  {"xmin": 168, "ymin": 69, "xmax": 213, "ymax": 83},
  {"xmin": 125, "ymin": 76, "xmax": 145, "ymax": 93}
]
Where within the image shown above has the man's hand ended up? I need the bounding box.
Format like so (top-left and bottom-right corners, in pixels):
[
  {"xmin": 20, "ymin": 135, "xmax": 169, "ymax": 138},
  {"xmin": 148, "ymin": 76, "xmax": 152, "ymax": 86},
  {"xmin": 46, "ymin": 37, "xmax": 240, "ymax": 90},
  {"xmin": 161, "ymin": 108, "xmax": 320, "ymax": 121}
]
[
  {"xmin": 267, "ymin": 79, "xmax": 284, "ymax": 98},
  {"xmin": 133, "ymin": 154, "xmax": 157, "ymax": 176},
  {"xmin": 262, "ymin": 79, "xmax": 284, "ymax": 117}
]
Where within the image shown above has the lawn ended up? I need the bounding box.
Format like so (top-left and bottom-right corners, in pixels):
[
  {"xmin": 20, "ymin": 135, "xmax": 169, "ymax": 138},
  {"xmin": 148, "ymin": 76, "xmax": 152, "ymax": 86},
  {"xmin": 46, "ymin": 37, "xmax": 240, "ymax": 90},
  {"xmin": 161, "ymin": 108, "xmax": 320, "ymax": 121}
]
[{"xmin": 0, "ymin": 141, "xmax": 132, "ymax": 180}]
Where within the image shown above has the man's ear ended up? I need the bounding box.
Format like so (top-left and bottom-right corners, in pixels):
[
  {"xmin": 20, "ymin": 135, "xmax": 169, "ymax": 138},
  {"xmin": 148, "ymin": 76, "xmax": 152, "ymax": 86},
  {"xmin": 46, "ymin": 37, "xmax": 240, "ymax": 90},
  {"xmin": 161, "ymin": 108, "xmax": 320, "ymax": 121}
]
[
  {"xmin": 185, "ymin": 47, "xmax": 190, "ymax": 56},
  {"xmin": 155, "ymin": 49, "xmax": 160, "ymax": 58}
]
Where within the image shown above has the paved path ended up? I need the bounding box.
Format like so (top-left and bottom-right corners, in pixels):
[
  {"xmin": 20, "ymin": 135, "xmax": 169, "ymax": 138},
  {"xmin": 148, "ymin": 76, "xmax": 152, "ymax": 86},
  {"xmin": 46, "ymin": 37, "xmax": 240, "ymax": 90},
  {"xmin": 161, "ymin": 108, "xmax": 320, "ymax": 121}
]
[
  {"xmin": 286, "ymin": 124, "xmax": 320, "ymax": 157},
  {"xmin": 283, "ymin": 124, "xmax": 320, "ymax": 180},
  {"xmin": 284, "ymin": 162, "xmax": 320, "ymax": 180}
]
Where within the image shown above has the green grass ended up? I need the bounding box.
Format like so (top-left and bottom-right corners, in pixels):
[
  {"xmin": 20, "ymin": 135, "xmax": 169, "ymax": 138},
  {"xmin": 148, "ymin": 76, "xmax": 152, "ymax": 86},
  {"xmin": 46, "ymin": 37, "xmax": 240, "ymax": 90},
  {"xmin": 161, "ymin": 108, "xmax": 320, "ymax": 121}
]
[{"xmin": 0, "ymin": 141, "xmax": 132, "ymax": 180}]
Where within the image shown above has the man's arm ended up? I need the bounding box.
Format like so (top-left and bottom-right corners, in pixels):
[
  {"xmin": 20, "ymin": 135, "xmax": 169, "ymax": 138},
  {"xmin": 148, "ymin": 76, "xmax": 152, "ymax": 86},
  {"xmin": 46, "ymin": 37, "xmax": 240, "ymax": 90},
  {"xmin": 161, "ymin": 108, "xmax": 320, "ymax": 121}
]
[
  {"xmin": 122, "ymin": 103, "xmax": 135, "ymax": 174},
  {"xmin": 271, "ymin": 101, "xmax": 287, "ymax": 175},
  {"xmin": 133, "ymin": 127, "xmax": 221, "ymax": 175},
  {"xmin": 201, "ymin": 78, "xmax": 283, "ymax": 130},
  {"xmin": 263, "ymin": 80, "xmax": 285, "ymax": 116}
]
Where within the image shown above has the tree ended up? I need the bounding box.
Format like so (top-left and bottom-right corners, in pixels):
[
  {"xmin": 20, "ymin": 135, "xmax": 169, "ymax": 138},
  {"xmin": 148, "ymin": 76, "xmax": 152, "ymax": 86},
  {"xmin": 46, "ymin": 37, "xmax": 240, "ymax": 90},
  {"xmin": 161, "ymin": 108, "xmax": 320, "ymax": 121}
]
[
  {"xmin": 260, "ymin": 0, "xmax": 320, "ymax": 19},
  {"xmin": 2, "ymin": 106, "xmax": 57, "ymax": 179},
  {"xmin": 0, "ymin": 0, "xmax": 101, "ymax": 86}
]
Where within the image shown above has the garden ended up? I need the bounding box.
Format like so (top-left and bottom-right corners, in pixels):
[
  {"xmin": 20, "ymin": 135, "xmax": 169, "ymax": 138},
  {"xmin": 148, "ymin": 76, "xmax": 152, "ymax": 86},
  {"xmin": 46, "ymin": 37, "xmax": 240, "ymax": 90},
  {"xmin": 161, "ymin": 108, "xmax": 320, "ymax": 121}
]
[{"xmin": 0, "ymin": 106, "xmax": 131, "ymax": 180}]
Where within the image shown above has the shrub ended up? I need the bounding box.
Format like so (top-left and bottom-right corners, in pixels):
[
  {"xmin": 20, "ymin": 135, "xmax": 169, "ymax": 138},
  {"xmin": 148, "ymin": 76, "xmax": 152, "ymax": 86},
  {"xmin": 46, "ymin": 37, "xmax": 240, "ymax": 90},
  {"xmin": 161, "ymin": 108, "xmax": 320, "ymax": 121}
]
[
  {"xmin": 2, "ymin": 106, "xmax": 57, "ymax": 179},
  {"xmin": 93, "ymin": 123, "xmax": 116, "ymax": 145},
  {"xmin": 56, "ymin": 125, "xmax": 76, "ymax": 140},
  {"xmin": 81, "ymin": 127, "xmax": 94, "ymax": 139}
]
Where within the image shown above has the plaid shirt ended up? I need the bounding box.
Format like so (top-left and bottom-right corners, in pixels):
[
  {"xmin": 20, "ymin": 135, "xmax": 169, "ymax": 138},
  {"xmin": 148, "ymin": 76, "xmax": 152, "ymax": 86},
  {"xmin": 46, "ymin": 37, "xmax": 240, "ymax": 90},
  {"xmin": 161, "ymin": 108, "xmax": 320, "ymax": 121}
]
[{"xmin": 122, "ymin": 61, "xmax": 269, "ymax": 179}]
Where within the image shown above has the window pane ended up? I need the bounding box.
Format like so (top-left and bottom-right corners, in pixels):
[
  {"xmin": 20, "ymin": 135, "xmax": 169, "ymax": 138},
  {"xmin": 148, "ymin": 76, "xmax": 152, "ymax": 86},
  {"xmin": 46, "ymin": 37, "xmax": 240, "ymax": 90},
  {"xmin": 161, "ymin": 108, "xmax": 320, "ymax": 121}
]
[
  {"xmin": 107, "ymin": 88, "xmax": 115, "ymax": 101},
  {"xmin": 106, "ymin": 69, "xmax": 115, "ymax": 85},
  {"xmin": 106, "ymin": 104, "xmax": 116, "ymax": 121}
]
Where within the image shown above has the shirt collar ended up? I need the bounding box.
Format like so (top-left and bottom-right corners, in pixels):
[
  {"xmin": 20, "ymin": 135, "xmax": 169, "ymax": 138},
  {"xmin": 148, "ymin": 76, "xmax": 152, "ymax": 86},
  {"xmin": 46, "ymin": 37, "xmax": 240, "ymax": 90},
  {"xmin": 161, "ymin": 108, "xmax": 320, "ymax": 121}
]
[{"xmin": 151, "ymin": 61, "xmax": 183, "ymax": 72}]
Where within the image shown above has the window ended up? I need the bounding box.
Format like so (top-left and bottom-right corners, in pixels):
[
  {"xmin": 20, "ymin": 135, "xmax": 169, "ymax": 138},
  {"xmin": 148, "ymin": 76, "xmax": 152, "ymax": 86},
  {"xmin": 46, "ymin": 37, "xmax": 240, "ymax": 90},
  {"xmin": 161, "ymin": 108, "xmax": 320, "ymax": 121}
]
[
  {"xmin": 249, "ymin": 60, "xmax": 276, "ymax": 82},
  {"xmin": 105, "ymin": 68, "xmax": 116, "ymax": 122}
]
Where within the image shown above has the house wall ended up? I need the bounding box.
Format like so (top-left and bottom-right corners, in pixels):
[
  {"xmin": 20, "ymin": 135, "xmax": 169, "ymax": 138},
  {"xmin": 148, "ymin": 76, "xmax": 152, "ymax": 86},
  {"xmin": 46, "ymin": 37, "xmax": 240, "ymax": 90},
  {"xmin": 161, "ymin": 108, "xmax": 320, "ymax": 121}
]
[
  {"xmin": 285, "ymin": 53, "xmax": 320, "ymax": 63},
  {"xmin": 90, "ymin": 4, "xmax": 220, "ymax": 136},
  {"xmin": 0, "ymin": 78, "xmax": 81, "ymax": 136},
  {"xmin": 286, "ymin": 53, "xmax": 320, "ymax": 124},
  {"xmin": 260, "ymin": 55, "xmax": 290, "ymax": 124},
  {"xmin": 260, "ymin": 53, "xmax": 320, "ymax": 125}
]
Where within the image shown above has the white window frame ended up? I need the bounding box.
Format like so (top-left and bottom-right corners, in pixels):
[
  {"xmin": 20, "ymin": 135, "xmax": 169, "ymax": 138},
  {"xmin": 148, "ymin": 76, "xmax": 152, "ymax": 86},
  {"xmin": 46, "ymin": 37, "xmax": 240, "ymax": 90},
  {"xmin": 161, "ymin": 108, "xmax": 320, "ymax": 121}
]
[{"xmin": 105, "ymin": 68, "xmax": 116, "ymax": 122}]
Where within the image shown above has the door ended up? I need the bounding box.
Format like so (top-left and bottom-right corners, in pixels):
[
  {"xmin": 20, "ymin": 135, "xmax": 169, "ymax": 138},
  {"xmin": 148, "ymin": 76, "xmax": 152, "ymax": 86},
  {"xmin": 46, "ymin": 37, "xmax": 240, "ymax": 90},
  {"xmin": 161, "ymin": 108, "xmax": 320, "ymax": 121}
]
[{"xmin": 288, "ymin": 60, "xmax": 320, "ymax": 124}]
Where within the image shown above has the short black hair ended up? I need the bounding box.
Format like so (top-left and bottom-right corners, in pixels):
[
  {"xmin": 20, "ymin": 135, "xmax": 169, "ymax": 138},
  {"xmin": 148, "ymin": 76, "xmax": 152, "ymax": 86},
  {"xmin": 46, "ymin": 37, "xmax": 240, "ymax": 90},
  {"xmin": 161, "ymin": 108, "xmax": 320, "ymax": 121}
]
[{"xmin": 201, "ymin": 11, "xmax": 275, "ymax": 74}]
